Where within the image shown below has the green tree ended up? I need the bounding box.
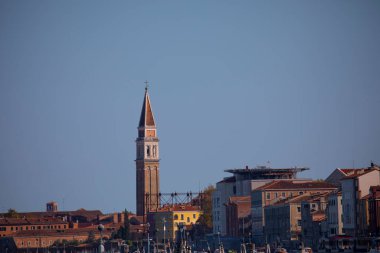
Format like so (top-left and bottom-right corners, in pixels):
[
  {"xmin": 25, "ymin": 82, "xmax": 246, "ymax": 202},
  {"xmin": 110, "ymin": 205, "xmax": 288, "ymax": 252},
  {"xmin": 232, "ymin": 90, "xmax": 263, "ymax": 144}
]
[
  {"xmin": 124, "ymin": 209, "xmax": 130, "ymax": 240},
  {"xmin": 112, "ymin": 209, "xmax": 131, "ymax": 240},
  {"xmin": 194, "ymin": 185, "xmax": 215, "ymax": 237},
  {"xmin": 5, "ymin": 208, "xmax": 19, "ymax": 218},
  {"xmin": 87, "ymin": 230, "xmax": 95, "ymax": 243}
]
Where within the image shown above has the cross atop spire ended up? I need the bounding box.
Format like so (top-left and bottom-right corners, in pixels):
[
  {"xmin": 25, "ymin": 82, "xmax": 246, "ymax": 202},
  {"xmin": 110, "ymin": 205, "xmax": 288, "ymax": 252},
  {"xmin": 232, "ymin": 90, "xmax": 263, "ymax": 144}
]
[{"xmin": 144, "ymin": 80, "xmax": 149, "ymax": 91}]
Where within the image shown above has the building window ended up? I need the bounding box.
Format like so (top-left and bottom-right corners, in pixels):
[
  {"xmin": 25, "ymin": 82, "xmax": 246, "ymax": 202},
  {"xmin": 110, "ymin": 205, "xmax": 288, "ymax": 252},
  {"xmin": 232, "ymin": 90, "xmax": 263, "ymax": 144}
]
[
  {"xmin": 153, "ymin": 145, "xmax": 157, "ymax": 157},
  {"xmin": 282, "ymin": 192, "xmax": 286, "ymax": 197},
  {"xmin": 181, "ymin": 214, "xmax": 184, "ymax": 220},
  {"xmin": 193, "ymin": 214, "xmax": 196, "ymax": 219},
  {"xmin": 28, "ymin": 241, "xmax": 31, "ymax": 246},
  {"xmin": 174, "ymin": 215, "xmax": 178, "ymax": 220},
  {"xmin": 187, "ymin": 217, "xmax": 190, "ymax": 223},
  {"xmin": 266, "ymin": 193, "xmax": 270, "ymax": 200},
  {"xmin": 297, "ymin": 207, "xmax": 301, "ymax": 212},
  {"xmin": 275, "ymin": 193, "xmax": 278, "ymax": 198},
  {"xmin": 299, "ymin": 191, "xmax": 304, "ymax": 195},
  {"xmin": 297, "ymin": 220, "xmax": 302, "ymax": 226},
  {"xmin": 146, "ymin": 145, "xmax": 151, "ymax": 157}
]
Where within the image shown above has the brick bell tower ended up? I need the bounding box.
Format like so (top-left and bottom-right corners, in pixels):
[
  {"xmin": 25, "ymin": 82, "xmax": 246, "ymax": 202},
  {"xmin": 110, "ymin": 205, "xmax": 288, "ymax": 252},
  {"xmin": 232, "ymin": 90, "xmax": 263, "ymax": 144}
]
[{"xmin": 136, "ymin": 84, "xmax": 160, "ymax": 216}]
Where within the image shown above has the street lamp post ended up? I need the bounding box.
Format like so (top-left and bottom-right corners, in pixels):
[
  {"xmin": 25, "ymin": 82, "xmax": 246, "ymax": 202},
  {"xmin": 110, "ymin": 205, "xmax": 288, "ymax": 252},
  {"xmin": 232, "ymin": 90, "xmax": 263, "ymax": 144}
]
[
  {"xmin": 155, "ymin": 228, "xmax": 159, "ymax": 253},
  {"xmin": 147, "ymin": 222, "xmax": 150, "ymax": 253},
  {"xmin": 162, "ymin": 218, "xmax": 166, "ymax": 253},
  {"xmin": 98, "ymin": 224, "xmax": 105, "ymax": 253}
]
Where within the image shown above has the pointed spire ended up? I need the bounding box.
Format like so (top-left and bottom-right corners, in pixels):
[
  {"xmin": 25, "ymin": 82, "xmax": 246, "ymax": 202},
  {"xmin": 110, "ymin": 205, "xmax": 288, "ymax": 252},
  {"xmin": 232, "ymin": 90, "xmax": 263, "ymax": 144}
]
[{"xmin": 138, "ymin": 84, "xmax": 156, "ymax": 128}]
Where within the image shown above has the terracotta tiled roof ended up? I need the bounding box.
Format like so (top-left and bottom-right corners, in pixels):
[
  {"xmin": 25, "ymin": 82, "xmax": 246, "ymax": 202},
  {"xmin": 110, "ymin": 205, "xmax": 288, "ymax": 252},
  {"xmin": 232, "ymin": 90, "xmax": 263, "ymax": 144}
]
[
  {"xmin": 255, "ymin": 180, "xmax": 336, "ymax": 191},
  {"xmin": 361, "ymin": 193, "xmax": 372, "ymax": 200},
  {"xmin": 271, "ymin": 191, "xmax": 330, "ymax": 206},
  {"xmin": 0, "ymin": 218, "xmax": 29, "ymax": 225},
  {"xmin": 0, "ymin": 217, "xmax": 67, "ymax": 226},
  {"xmin": 12, "ymin": 227, "xmax": 111, "ymax": 238},
  {"xmin": 4, "ymin": 209, "xmax": 103, "ymax": 220},
  {"xmin": 312, "ymin": 212, "xmax": 326, "ymax": 222},
  {"xmin": 228, "ymin": 196, "xmax": 251, "ymax": 203},
  {"xmin": 341, "ymin": 168, "xmax": 378, "ymax": 180},
  {"xmin": 339, "ymin": 168, "xmax": 358, "ymax": 175},
  {"xmin": 270, "ymin": 193, "xmax": 310, "ymax": 205},
  {"xmin": 295, "ymin": 193, "xmax": 327, "ymax": 203}
]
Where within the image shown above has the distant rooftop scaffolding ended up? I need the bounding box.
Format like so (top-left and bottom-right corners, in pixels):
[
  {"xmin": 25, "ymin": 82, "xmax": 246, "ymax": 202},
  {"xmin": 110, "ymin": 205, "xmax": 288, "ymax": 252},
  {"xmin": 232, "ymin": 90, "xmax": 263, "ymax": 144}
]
[{"xmin": 224, "ymin": 165, "xmax": 309, "ymax": 180}]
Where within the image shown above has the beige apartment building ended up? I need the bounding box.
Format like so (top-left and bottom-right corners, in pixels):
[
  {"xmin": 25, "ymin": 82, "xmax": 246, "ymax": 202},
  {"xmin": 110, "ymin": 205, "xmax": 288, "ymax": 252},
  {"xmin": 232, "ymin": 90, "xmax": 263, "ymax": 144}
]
[
  {"xmin": 341, "ymin": 165, "xmax": 380, "ymax": 237},
  {"xmin": 265, "ymin": 192, "xmax": 329, "ymax": 249},
  {"xmin": 251, "ymin": 180, "xmax": 337, "ymax": 244},
  {"xmin": 327, "ymin": 191, "xmax": 343, "ymax": 237}
]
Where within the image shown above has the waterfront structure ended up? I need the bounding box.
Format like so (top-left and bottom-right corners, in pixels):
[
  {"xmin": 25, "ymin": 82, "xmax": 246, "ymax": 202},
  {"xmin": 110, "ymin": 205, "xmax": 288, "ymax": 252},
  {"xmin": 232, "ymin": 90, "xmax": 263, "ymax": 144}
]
[
  {"xmin": 212, "ymin": 166, "xmax": 309, "ymax": 235},
  {"xmin": 252, "ymin": 180, "xmax": 336, "ymax": 244},
  {"xmin": 225, "ymin": 196, "xmax": 251, "ymax": 237},
  {"xmin": 341, "ymin": 164, "xmax": 380, "ymax": 237},
  {"xmin": 148, "ymin": 205, "xmax": 201, "ymax": 243},
  {"xmin": 136, "ymin": 86, "xmax": 160, "ymax": 216}
]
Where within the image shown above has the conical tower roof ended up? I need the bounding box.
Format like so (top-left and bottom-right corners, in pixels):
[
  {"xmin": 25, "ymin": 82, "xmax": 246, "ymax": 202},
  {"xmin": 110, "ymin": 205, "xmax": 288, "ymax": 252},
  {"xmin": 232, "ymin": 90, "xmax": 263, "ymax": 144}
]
[{"xmin": 138, "ymin": 88, "xmax": 156, "ymax": 128}]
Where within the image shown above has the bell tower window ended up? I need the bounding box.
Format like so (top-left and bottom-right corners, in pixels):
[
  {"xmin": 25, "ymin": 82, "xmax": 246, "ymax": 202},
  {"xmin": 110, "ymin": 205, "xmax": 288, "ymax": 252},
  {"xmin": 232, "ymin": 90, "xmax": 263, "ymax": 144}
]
[
  {"xmin": 146, "ymin": 145, "xmax": 151, "ymax": 157},
  {"xmin": 153, "ymin": 145, "xmax": 157, "ymax": 157}
]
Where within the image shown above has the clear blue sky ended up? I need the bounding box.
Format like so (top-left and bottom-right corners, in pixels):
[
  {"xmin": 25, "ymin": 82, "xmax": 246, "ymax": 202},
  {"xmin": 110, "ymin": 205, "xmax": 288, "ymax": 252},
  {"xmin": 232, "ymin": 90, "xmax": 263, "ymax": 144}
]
[{"xmin": 1, "ymin": 1, "xmax": 379, "ymax": 213}]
